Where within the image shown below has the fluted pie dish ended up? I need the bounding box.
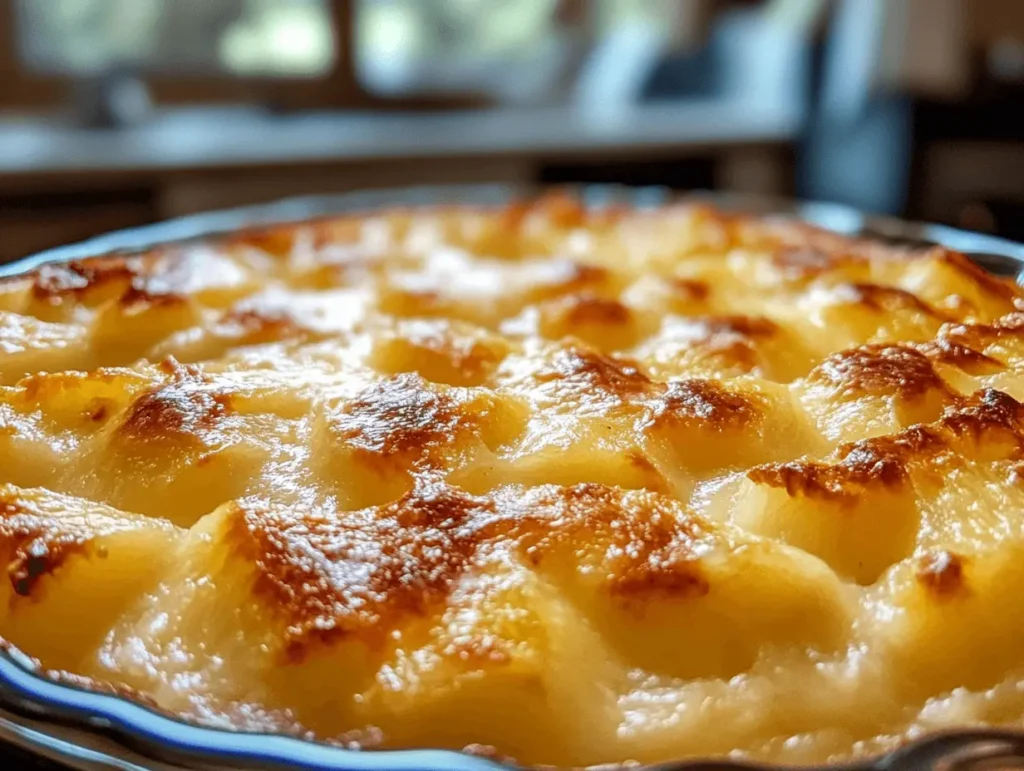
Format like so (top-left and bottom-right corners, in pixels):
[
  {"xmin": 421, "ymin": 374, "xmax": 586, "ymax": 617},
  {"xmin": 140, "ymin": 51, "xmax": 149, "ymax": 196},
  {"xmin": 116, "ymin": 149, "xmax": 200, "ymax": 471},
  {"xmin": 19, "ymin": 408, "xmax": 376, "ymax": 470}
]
[{"xmin": 4, "ymin": 186, "xmax": 1024, "ymax": 771}]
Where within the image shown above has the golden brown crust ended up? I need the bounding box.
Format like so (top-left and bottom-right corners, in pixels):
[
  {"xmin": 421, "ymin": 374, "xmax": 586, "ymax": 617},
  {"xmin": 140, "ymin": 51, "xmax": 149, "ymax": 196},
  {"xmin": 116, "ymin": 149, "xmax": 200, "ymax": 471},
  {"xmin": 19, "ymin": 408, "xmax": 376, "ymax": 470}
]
[
  {"xmin": 843, "ymin": 283, "xmax": 949, "ymax": 319},
  {"xmin": 916, "ymin": 337, "xmax": 1005, "ymax": 374},
  {"xmin": 688, "ymin": 314, "xmax": 780, "ymax": 340},
  {"xmin": 532, "ymin": 346, "xmax": 656, "ymax": 410},
  {"xmin": 332, "ymin": 375, "xmax": 465, "ymax": 457},
  {"xmin": 0, "ymin": 486, "xmax": 173, "ymax": 597},
  {"xmin": 935, "ymin": 313, "xmax": 1024, "ymax": 349},
  {"xmin": 118, "ymin": 359, "xmax": 232, "ymax": 441},
  {"xmin": 30, "ymin": 259, "xmax": 137, "ymax": 304},
  {"xmin": 371, "ymin": 320, "xmax": 511, "ymax": 387},
  {"xmin": 937, "ymin": 249, "xmax": 1020, "ymax": 304},
  {"xmin": 771, "ymin": 245, "xmax": 842, "ymax": 275},
  {"xmin": 0, "ymin": 496, "xmax": 97, "ymax": 597},
  {"xmin": 234, "ymin": 482, "xmax": 719, "ymax": 656},
  {"xmin": 669, "ymin": 277, "xmax": 711, "ymax": 302},
  {"xmin": 219, "ymin": 307, "xmax": 309, "ymax": 343},
  {"xmin": 916, "ymin": 550, "xmax": 969, "ymax": 600},
  {"xmin": 5, "ymin": 196, "xmax": 1024, "ymax": 767},
  {"xmin": 807, "ymin": 345, "xmax": 952, "ymax": 401},
  {"xmin": 749, "ymin": 388, "xmax": 1024, "ymax": 503},
  {"xmin": 635, "ymin": 314, "xmax": 791, "ymax": 380},
  {"xmin": 559, "ymin": 294, "xmax": 633, "ymax": 328},
  {"xmin": 646, "ymin": 378, "xmax": 765, "ymax": 431},
  {"xmin": 237, "ymin": 485, "xmax": 491, "ymax": 655},
  {"xmin": 747, "ymin": 450, "xmax": 908, "ymax": 504}
]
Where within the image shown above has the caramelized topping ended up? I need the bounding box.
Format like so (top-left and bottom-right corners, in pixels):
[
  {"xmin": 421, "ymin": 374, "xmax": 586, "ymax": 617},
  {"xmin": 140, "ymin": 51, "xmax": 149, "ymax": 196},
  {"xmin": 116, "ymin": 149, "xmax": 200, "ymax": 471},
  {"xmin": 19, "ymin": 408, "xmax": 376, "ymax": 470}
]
[
  {"xmin": 750, "ymin": 389, "xmax": 1024, "ymax": 502},
  {"xmin": 916, "ymin": 550, "xmax": 968, "ymax": 600},
  {"xmin": 237, "ymin": 482, "xmax": 720, "ymax": 655},
  {"xmin": 119, "ymin": 359, "xmax": 232, "ymax": 441},
  {"xmin": 330, "ymin": 374, "xmax": 472, "ymax": 459},
  {"xmin": 3, "ymin": 196, "xmax": 1024, "ymax": 767},
  {"xmin": 0, "ymin": 486, "xmax": 175, "ymax": 597},
  {"xmin": 532, "ymin": 347, "xmax": 656, "ymax": 409},
  {"xmin": 808, "ymin": 345, "xmax": 951, "ymax": 401},
  {"xmin": 647, "ymin": 378, "xmax": 764, "ymax": 430}
]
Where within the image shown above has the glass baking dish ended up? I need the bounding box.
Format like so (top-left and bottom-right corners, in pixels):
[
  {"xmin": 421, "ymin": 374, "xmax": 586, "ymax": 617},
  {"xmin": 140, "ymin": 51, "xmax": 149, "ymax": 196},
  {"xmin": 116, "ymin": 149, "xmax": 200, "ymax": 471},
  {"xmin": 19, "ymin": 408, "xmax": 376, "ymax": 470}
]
[{"xmin": 3, "ymin": 184, "xmax": 1024, "ymax": 771}]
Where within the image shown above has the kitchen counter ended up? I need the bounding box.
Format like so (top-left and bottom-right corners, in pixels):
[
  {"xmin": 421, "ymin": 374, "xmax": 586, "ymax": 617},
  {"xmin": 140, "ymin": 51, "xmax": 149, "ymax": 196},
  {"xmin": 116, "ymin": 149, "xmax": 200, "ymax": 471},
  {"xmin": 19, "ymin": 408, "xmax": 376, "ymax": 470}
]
[{"xmin": 0, "ymin": 100, "xmax": 801, "ymax": 184}]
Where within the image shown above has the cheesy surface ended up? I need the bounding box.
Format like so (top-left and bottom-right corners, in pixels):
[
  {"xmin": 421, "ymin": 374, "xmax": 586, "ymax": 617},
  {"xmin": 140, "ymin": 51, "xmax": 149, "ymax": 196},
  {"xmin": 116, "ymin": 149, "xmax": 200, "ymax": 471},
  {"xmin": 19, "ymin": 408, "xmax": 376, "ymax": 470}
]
[{"xmin": 3, "ymin": 196, "xmax": 1024, "ymax": 767}]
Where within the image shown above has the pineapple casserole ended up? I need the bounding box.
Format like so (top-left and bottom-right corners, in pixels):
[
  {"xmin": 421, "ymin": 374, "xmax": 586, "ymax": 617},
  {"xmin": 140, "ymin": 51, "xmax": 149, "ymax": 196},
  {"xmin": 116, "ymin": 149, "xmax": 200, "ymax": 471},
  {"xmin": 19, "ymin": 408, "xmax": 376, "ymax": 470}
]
[{"xmin": 3, "ymin": 196, "xmax": 1024, "ymax": 767}]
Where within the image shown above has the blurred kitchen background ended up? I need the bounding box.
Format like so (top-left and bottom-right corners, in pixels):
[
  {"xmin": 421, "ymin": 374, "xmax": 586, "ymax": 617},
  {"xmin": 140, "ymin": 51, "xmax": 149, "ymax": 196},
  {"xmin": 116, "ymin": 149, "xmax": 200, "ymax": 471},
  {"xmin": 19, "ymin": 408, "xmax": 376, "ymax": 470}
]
[{"xmin": 1, "ymin": 0, "xmax": 1023, "ymax": 264}]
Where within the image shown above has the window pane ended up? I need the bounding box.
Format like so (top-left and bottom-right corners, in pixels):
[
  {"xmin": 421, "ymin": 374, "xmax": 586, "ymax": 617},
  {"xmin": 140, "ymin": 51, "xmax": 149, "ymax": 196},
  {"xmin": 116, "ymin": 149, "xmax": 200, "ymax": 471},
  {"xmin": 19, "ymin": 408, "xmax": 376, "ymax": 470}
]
[
  {"xmin": 596, "ymin": 0, "xmax": 682, "ymax": 34},
  {"xmin": 16, "ymin": 0, "xmax": 336, "ymax": 77},
  {"xmin": 355, "ymin": 0, "xmax": 685, "ymax": 102},
  {"xmin": 356, "ymin": 0, "xmax": 564, "ymax": 99}
]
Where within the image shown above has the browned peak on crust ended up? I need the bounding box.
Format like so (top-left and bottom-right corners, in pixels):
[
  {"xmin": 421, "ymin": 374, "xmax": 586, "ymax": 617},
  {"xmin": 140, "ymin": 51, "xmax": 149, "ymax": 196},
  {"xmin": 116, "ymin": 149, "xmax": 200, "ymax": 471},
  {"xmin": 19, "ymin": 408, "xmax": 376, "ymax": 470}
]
[
  {"xmin": 653, "ymin": 315, "xmax": 781, "ymax": 368},
  {"xmin": 218, "ymin": 307, "xmax": 308, "ymax": 341},
  {"xmin": 17, "ymin": 367, "xmax": 147, "ymax": 404},
  {"xmin": 669, "ymin": 278, "xmax": 711, "ymax": 302},
  {"xmin": 236, "ymin": 484, "xmax": 494, "ymax": 653},
  {"xmin": 915, "ymin": 337, "xmax": 1005, "ymax": 375},
  {"xmin": 117, "ymin": 284, "xmax": 190, "ymax": 312},
  {"xmin": 27, "ymin": 251, "xmax": 220, "ymax": 310},
  {"xmin": 840, "ymin": 283, "xmax": 948, "ymax": 318},
  {"xmin": 118, "ymin": 358, "xmax": 232, "ymax": 441},
  {"xmin": 749, "ymin": 389, "xmax": 1024, "ymax": 502},
  {"xmin": 807, "ymin": 345, "xmax": 952, "ymax": 401},
  {"xmin": 937, "ymin": 249, "xmax": 1021, "ymax": 304},
  {"xmin": 911, "ymin": 313, "xmax": 1024, "ymax": 374},
  {"xmin": 937, "ymin": 312, "xmax": 1024, "ymax": 348},
  {"xmin": 770, "ymin": 245, "xmax": 861, "ymax": 279},
  {"xmin": 371, "ymin": 320, "xmax": 512, "ymax": 387},
  {"xmin": 30, "ymin": 259, "xmax": 137, "ymax": 304},
  {"xmin": 645, "ymin": 378, "xmax": 765, "ymax": 431},
  {"xmin": 940, "ymin": 387, "xmax": 1024, "ymax": 443},
  {"xmin": 916, "ymin": 550, "xmax": 969, "ymax": 600},
  {"xmin": 524, "ymin": 292, "xmax": 649, "ymax": 353},
  {"xmin": 547, "ymin": 260, "xmax": 611, "ymax": 294},
  {"xmin": 235, "ymin": 482, "xmax": 716, "ymax": 654},
  {"xmin": 513, "ymin": 483, "xmax": 714, "ymax": 601},
  {"xmin": 329, "ymin": 373, "xmax": 479, "ymax": 459},
  {"xmin": 747, "ymin": 448, "xmax": 909, "ymax": 504},
  {"xmin": 685, "ymin": 315, "xmax": 779, "ymax": 340},
  {"xmin": 555, "ymin": 293, "xmax": 633, "ymax": 327},
  {"xmin": 533, "ymin": 346, "xmax": 657, "ymax": 404},
  {"xmin": 0, "ymin": 486, "xmax": 171, "ymax": 597}
]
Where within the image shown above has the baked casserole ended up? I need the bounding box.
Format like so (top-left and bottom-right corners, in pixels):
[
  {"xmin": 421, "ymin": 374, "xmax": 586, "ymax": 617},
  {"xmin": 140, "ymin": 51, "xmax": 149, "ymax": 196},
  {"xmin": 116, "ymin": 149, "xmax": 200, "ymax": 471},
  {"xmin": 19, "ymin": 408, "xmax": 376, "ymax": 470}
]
[{"xmin": 2, "ymin": 194, "xmax": 1024, "ymax": 768}]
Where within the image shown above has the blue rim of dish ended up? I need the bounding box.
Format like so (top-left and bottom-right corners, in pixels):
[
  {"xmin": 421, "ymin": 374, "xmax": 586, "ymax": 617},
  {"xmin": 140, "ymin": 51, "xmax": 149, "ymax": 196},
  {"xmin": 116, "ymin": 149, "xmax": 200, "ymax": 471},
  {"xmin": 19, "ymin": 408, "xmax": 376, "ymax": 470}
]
[
  {"xmin": 0, "ymin": 652, "xmax": 504, "ymax": 771},
  {"xmin": 3, "ymin": 184, "xmax": 1024, "ymax": 771}
]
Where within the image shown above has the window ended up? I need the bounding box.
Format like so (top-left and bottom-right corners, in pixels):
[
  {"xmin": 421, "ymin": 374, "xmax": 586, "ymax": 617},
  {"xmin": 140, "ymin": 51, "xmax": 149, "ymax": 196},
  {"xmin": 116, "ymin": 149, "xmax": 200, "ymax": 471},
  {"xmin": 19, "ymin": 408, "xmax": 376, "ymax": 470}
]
[
  {"xmin": 596, "ymin": 0, "xmax": 685, "ymax": 32},
  {"xmin": 16, "ymin": 0, "xmax": 337, "ymax": 77},
  {"xmin": 0, "ymin": 0, "xmax": 687, "ymax": 111},
  {"xmin": 356, "ymin": 0, "xmax": 567, "ymax": 102},
  {"xmin": 355, "ymin": 0, "xmax": 687, "ymax": 104},
  {"xmin": 0, "ymin": 0, "xmax": 351, "ymax": 109}
]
